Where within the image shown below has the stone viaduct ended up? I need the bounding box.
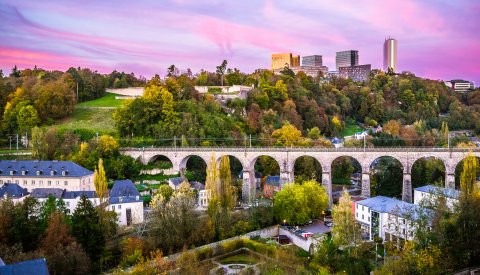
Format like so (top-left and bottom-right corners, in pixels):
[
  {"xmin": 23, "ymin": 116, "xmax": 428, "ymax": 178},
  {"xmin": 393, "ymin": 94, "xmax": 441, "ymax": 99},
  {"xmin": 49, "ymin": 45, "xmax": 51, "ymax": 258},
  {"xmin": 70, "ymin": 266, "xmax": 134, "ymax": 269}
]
[{"xmin": 121, "ymin": 147, "xmax": 480, "ymax": 204}]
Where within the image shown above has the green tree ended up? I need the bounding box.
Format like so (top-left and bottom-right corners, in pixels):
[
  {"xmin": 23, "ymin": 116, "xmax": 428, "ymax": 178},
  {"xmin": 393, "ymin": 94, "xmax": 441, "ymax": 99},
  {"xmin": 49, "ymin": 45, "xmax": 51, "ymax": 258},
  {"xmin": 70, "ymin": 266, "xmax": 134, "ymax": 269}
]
[
  {"xmin": 460, "ymin": 153, "xmax": 479, "ymax": 196},
  {"xmin": 39, "ymin": 196, "xmax": 69, "ymax": 232},
  {"xmin": 216, "ymin": 60, "xmax": 228, "ymax": 86},
  {"xmin": 157, "ymin": 185, "xmax": 174, "ymax": 201},
  {"xmin": 332, "ymin": 189, "xmax": 360, "ymax": 247},
  {"xmin": 219, "ymin": 155, "xmax": 234, "ymax": 209},
  {"xmin": 71, "ymin": 195, "xmax": 105, "ymax": 267},
  {"xmin": 30, "ymin": 126, "xmax": 47, "ymax": 160},
  {"xmin": 16, "ymin": 105, "xmax": 40, "ymax": 132}
]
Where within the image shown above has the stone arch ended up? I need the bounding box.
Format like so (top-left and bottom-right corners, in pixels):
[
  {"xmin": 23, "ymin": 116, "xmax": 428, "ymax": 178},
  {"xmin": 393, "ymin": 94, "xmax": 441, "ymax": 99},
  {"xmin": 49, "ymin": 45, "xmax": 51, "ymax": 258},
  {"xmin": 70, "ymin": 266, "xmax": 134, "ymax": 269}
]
[
  {"xmin": 216, "ymin": 155, "xmax": 245, "ymax": 171},
  {"xmin": 454, "ymin": 155, "xmax": 480, "ymax": 190},
  {"xmin": 147, "ymin": 154, "xmax": 174, "ymax": 166},
  {"xmin": 330, "ymin": 155, "xmax": 362, "ymax": 185},
  {"xmin": 216, "ymin": 155, "xmax": 245, "ymax": 180},
  {"xmin": 247, "ymin": 155, "xmax": 282, "ymax": 173},
  {"xmin": 292, "ymin": 155, "xmax": 324, "ymax": 183},
  {"xmin": 179, "ymin": 154, "xmax": 209, "ymax": 182},
  {"xmin": 410, "ymin": 156, "xmax": 446, "ymax": 188},
  {"xmin": 369, "ymin": 156, "xmax": 404, "ymax": 199}
]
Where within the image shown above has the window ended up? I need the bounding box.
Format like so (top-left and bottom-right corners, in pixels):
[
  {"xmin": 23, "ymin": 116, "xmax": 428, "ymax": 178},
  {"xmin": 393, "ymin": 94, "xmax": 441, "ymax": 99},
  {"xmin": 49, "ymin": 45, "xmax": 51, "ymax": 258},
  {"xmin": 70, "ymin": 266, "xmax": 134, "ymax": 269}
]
[
  {"xmin": 0, "ymin": 180, "xmax": 2, "ymax": 184},
  {"xmin": 6, "ymin": 180, "xmax": 10, "ymax": 183},
  {"xmin": 23, "ymin": 180, "xmax": 27, "ymax": 185},
  {"xmin": 362, "ymin": 214, "xmax": 364, "ymax": 220},
  {"xmin": 356, "ymin": 213, "xmax": 358, "ymax": 218},
  {"xmin": 48, "ymin": 181, "xmax": 51, "ymax": 186},
  {"xmin": 111, "ymin": 206, "xmax": 115, "ymax": 211},
  {"xmin": 368, "ymin": 217, "xmax": 370, "ymax": 222},
  {"xmin": 356, "ymin": 204, "xmax": 358, "ymax": 209},
  {"xmin": 56, "ymin": 181, "xmax": 59, "ymax": 185},
  {"xmin": 66, "ymin": 202, "xmax": 70, "ymax": 206},
  {"xmin": 39, "ymin": 180, "xmax": 43, "ymax": 185},
  {"xmin": 403, "ymin": 219, "xmax": 406, "ymax": 225},
  {"xmin": 118, "ymin": 205, "xmax": 121, "ymax": 210},
  {"xmin": 15, "ymin": 180, "xmax": 19, "ymax": 184},
  {"xmin": 32, "ymin": 180, "xmax": 35, "ymax": 185},
  {"xmin": 64, "ymin": 181, "xmax": 68, "ymax": 186}
]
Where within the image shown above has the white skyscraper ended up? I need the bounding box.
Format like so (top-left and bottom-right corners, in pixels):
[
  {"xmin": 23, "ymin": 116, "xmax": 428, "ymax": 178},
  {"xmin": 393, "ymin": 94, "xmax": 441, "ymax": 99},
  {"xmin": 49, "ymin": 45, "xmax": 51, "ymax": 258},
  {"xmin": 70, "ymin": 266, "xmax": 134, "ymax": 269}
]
[{"xmin": 383, "ymin": 38, "xmax": 397, "ymax": 72}]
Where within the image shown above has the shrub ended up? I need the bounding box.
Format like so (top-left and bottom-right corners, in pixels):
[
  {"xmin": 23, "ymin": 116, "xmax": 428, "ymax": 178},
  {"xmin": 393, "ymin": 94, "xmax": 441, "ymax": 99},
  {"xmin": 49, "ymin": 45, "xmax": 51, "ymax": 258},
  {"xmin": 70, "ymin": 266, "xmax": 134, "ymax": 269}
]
[{"xmin": 195, "ymin": 246, "xmax": 213, "ymax": 261}]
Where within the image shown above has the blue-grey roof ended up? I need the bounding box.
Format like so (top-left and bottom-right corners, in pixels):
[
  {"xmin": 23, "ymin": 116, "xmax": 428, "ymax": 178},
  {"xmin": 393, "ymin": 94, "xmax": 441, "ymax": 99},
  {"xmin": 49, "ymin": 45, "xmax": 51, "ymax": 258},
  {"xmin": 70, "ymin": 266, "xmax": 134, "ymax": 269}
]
[
  {"xmin": 62, "ymin": 190, "xmax": 97, "ymax": 199},
  {"xmin": 190, "ymin": 181, "xmax": 205, "ymax": 191},
  {"xmin": 0, "ymin": 258, "xmax": 49, "ymax": 275},
  {"xmin": 168, "ymin": 177, "xmax": 184, "ymax": 186},
  {"xmin": 357, "ymin": 196, "xmax": 432, "ymax": 221},
  {"xmin": 110, "ymin": 180, "xmax": 140, "ymax": 198},
  {"xmin": 0, "ymin": 183, "xmax": 29, "ymax": 198},
  {"xmin": 109, "ymin": 196, "xmax": 142, "ymax": 204},
  {"xmin": 414, "ymin": 185, "xmax": 460, "ymax": 199},
  {"xmin": 0, "ymin": 160, "xmax": 93, "ymax": 178},
  {"xmin": 265, "ymin": 176, "xmax": 281, "ymax": 187},
  {"xmin": 31, "ymin": 188, "xmax": 64, "ymax": 199}
]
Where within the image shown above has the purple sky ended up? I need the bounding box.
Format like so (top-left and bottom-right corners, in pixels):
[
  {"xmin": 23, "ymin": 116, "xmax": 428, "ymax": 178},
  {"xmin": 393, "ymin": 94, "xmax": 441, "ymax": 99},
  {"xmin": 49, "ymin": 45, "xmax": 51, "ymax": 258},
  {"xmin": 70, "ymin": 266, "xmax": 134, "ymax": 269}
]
[{"xmin": 0, "ymin": 0, "xmax": 479, "ymax": 84}]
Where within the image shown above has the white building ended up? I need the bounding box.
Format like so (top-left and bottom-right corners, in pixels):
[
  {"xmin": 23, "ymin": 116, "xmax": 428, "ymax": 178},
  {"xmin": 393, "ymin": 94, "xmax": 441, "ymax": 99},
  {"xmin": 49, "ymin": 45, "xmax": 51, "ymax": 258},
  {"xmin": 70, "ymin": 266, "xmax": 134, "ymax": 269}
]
[
  {"xmin": 413, "ymin": 185, "xmax": 460, "ymax": 211},
  {"xmin": 198, "ymin": 189, "xmax": 210, "ymax": 208},
  {"xmin": 109, "ymin": 180, "xmax": 144, "ymax": 226},
  {"xmin": 355, "ymin": 196, "xmax": 432, "ymax": 243},
  {"xmin": 168, "ymin": 177, "xmax": 186, "ymax": 191},
  {"xmin": 0, "ymin": 160, "xmax": 94, "ymax": 192},
  {"xmin": 31, "ymin": 188, "xmax": 100, "ymax": 214},
  {"xmin": 0, "ymin": 183, "xmax": 29, "ymax": 203}
]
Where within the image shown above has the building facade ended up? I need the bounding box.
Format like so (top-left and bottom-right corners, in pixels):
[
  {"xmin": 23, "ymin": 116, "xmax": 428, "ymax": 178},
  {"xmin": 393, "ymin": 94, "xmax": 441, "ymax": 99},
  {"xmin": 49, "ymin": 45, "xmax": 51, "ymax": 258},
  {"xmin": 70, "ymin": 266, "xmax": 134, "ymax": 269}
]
[
  {"xmin": 0, "ymin": 160, "xmax": 94, "ymax": 192},
  {"xmin": 339, "ymin": 64, "xmax": 372, "ymax": 82},
  {"xmin": 263, "ymin": 175, "xmax": 281, "ymax": 198},
  {"xmin": 109, "ymin": 180, "xmax": 144, "ymax": 226},
  {"xmin": 271, "ymin": 53, "xmax": 300, "ymax": 70},
  {"xmin": 302, "ymin": 55, "xmax": 323, "ymax": 66},
  {"xmin": 413, "ymin": 185, "xmax": 459, "ymax": 211},
  {"xmin": 383, "ymin": 38, "xmax": 397, "ymax": 72},
  {"xmin": 336, "ymin": 50, "xmax": 359, "ymax": 71},
  {"xmin": 444, "ymin": 80, "xmax": 475, "ymax": 93},
  {"xmin": 354, "ymin": 196, "xmax": 430, "ymax": 242}
]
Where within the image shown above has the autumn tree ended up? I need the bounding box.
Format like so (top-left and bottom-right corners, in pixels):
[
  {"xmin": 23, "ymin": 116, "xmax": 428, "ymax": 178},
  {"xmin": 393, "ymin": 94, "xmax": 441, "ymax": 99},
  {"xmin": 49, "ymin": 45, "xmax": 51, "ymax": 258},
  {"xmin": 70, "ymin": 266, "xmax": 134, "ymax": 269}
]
[
  {"xmin": 94, "ymin": 158, "xmax": 108, "ymax": 201},
  {"xmin": 41, "ymin": 212, "xmax": 91, "ymax": 275},
  {"xmin": 271, "ymin": 123, "xmax": 302, "ymax": 147},
  {"xmin": 332, "ymin": 189, "xmax": 360, "ymax": 247},
  {"xmin": 460, "ymin": 153, "xmax": 479, "ymax": 196},
  {"xmin": 383, "ymin": 120, "xmax": 401, "ymax": 136}
]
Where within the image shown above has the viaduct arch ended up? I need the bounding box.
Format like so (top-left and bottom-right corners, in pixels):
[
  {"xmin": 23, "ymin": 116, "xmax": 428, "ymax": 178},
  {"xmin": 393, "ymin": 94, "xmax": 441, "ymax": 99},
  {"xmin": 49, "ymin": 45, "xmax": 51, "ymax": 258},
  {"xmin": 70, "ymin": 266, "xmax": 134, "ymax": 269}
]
[{"xmin": 122, "ymin": 147, "xmax": 479, "ymax": 205}]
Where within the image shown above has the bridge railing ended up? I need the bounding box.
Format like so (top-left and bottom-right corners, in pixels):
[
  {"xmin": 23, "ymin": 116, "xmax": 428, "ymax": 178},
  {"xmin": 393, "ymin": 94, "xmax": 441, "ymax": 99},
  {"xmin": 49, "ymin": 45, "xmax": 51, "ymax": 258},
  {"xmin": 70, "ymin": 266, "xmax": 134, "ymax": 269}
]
[{"xmin": 120, "ymin": 146, "xmax": 480, "ymax": 153}]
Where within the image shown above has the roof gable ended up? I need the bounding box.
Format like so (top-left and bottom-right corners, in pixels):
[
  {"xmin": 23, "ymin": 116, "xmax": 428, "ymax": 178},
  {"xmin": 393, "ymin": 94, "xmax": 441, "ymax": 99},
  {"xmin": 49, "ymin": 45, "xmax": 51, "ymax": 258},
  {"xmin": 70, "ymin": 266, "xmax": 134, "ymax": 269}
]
[
  {"xmin": 110, "ymin": 180, "xmax": 140, "ymax": 198},
  {"xmin": 0, "ymin": 183, "xmax": 29, "ymax": 198},
  {"xmin": 0, "ymin": 160, "xmax": 93, "ymax": 178}
]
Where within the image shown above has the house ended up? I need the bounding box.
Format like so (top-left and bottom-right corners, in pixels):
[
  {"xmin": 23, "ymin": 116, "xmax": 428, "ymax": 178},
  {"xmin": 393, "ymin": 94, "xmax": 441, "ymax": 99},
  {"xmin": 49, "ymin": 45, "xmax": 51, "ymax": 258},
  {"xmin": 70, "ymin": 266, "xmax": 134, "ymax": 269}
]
[
  {"xmin": 263, "ymin": 176, "xmax": 281, "ymax": 198},
  {"xmin": 0, "ymin": 258, "xmax": 49, "ymax": 275},
  {"xmin": 109, "ymin": 180, "xmax": 144, "ymax": 226},
  {"xmin": 198, "ymin": 189, "xmax": 210, "ymax": 208},
  {"xmin": 0, "ymin": 160, "xmax": 94, "ymax": 192},
  {"xmin": 239, "ymin": 171, "xmax": 262, "ymax": 188},
  {"xmin": 31, "ymin": 188, "xmax": 100, "ymax": 214},
  {"xmin": 354, "ymin": 131, "xmax": 369, "ymax": 140},
  {"xmin": 413, "ymin": 185, "xmax": 460, "ymax": 211},
  {"xmin": 0, "ymin": 183, "xmax": 29, "ymax": 203},
  {"xmin": 168, "ymin": 177, "xmax": 186, "ymax": 191},
  {"xmin": 190, "ymin": 181, "xmax": 205, "ymax": 191},
  {"xmin": 354, "ymin": 196, "xmax": 432, "ymax": 242},
  {"xmin": 331, "ymin": 138, "xmax": 344, "ymax": 148}
]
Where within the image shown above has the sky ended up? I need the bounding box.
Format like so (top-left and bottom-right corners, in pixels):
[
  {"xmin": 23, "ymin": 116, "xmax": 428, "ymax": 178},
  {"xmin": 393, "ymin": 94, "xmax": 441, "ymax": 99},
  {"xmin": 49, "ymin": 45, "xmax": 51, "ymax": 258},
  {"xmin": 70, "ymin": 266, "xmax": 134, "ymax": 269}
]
[{"xmin": 0, "ymin": 0, "xmax": 479, "ymax": 84}]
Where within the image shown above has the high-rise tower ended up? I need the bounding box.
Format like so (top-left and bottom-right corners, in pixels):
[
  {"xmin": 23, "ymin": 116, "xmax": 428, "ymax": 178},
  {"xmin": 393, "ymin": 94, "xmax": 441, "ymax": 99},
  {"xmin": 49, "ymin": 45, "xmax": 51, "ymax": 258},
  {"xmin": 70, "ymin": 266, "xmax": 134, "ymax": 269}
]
[
  {"xmin": 383, "ymin": 38, "xmax": 397, "ymax": 72},
  {"xmin": 335, "ymin": 50, "xmax": 359, "ymax": 71}
]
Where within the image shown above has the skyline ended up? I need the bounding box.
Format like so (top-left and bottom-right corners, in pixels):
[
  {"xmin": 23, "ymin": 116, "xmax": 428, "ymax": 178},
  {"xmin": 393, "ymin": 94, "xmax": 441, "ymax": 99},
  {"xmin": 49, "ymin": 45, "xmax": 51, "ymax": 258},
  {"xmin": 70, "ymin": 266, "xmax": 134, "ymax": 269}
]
[{"xmin": 0, "ymin": 0, "xmax": 479, "ymax": 84}]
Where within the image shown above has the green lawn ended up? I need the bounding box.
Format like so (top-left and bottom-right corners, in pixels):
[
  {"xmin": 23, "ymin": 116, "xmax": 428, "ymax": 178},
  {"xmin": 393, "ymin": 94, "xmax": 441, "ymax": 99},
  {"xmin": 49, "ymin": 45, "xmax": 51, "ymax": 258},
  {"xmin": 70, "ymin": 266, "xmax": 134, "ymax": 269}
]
[
  {"xmin": 54, "ymin": 108, "xmax": 116, "ymax": 132},
  {"xmin": 219, "ymin": 253, "xmax": 258, "ymax": 265},
  {"xmin": 341, "ymin": 123, "xmax": 363, "ymax": 137},
  {"xmin": 77, "ymin": 93, "xmax": 125, "ymax": 108}
]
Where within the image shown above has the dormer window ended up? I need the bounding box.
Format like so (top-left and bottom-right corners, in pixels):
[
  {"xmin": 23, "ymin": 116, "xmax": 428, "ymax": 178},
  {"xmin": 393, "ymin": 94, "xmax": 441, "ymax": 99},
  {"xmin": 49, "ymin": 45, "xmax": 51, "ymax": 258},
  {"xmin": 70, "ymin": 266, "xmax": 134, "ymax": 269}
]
[
  {"xmin": 50, "ymin": 171, "xmax": 55, "ymax": 176},
  {"xmin": 62, "ymin": 171, "xmax": 67, "ymax": 176},
  {"xmin": 22, "ymin": 170, "xmax": 27, "ymax": 175},
  {"xmin": 36, "ymin": 171, "xmax": 41, "ymax": 176},
  {"xmin": 10, "ymin": 171, "xmax": 15, "ymax": 175}
]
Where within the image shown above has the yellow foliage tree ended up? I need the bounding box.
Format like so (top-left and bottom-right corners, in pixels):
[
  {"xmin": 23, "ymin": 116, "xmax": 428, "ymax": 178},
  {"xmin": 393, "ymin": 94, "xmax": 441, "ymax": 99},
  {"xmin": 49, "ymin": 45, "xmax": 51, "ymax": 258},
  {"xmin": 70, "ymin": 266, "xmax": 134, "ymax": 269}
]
[
  {"xmin": 460, "ymin": 153, "xmax": 479, "ymax": 196},
  {"xmin": 205, "ymin": 153, "xmax": 219, "ymax": 202},
  {"xmin": 98, "ymin": 135, "xmax": 119, "ymax": 156},
  {"xmin": 271, "ymin": 123, "xmax": 302, "ymax": 147},
  {"xmin": 94, "ymin": 158, "xmax": 108, "ymax": 203},
  {"xmin": 383, "ymin": 120, "xmax": 401, "ymax": 136}
]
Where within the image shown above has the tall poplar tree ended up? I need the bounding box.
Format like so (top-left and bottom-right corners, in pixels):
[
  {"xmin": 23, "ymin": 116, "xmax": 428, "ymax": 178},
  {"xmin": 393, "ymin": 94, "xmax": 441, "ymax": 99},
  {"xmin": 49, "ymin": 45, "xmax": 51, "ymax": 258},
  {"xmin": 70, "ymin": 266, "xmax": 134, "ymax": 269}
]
[
  {"xmin": 219, "ymin": 155, "xmax": 234, "ymax": 209},
  {"xmin": 94, "ymin": 158, "xmax": 108, "ymax": 202},
  {"xmin": 460, "ymin": 153, "xmax": 479, "ymax": 196},
  {"xmin": 205, "ymin": 153, "xmax": 219, "ymax": 201},
  {"xmin": 332, "ymin": 189, "xmax": 360, "ymax": 247}
]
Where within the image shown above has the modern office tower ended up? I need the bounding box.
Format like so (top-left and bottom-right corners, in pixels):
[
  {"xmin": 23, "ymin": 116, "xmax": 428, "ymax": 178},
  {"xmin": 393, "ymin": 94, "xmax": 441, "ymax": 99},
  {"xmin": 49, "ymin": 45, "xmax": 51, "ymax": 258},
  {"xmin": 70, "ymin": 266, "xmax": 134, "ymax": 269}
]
[
  {"xmin": 339, "ymin": 64, "xmax": 372, "ymax": 82},
  {"xmin": 336, "ymin": 50, "xmax": 359, "ymax": 71},
  {"xmin": 383, "ymin": 38, "xmax": 397, "ymax": 72},
  {"xmin": 302, "ymin": 55, "xmax": 323, "ymax": 66},
  {"xmin": 271, "ymin": 53, "xmax": 300, "ymax": 70}
]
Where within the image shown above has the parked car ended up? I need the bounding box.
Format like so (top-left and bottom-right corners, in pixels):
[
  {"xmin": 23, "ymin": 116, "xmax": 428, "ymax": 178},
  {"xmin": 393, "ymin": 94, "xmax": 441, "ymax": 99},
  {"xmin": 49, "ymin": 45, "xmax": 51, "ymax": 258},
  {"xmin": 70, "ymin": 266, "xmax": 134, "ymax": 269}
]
[{"xmin": 325, "ymin": 221, "xmax": 334, "ymax": 227}]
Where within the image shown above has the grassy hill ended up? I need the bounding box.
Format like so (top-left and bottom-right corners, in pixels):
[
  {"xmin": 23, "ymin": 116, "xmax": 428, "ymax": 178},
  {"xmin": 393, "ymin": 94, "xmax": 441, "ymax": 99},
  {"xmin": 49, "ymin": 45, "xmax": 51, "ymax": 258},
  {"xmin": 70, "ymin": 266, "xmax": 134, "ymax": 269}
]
[
  {"xmin": 76, "ymin": 92, "xmax": 125, "ymax": 108},
  {"xmin": 52, "ymin": 93, "xmax": 126, "ymax": 138}
]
